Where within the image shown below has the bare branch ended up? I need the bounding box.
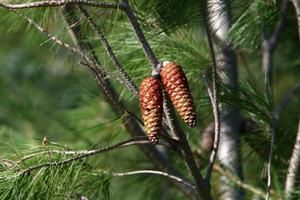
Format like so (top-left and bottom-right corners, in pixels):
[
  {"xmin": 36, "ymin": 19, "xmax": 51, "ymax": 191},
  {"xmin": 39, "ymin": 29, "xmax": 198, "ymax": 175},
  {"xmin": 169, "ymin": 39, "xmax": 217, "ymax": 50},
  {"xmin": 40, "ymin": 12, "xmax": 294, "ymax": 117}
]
[
  {"xmin": 112, "ymin": 170, "xmax": 195, "ymax": 190},
  {"xmin": 19, "ymin": 137, "xmax": 151, "ymax": 175},
  {"xmin": 265, "ymin": 122, "xmax": 276, "ymax": 200},
  {"xmin": 285, "ymin": 119, "xmax": 300, "ymax": 199},
  {"xmin": 0, "ymin": 0, "xmax": 118, "ymax": 10},
  {"xmin": 203, "ymin": 72, "xmax": 220, "ymax": 182},
  {"xmin": 78, "ymin": 6, "xmax": 139, "ymax": 95}
]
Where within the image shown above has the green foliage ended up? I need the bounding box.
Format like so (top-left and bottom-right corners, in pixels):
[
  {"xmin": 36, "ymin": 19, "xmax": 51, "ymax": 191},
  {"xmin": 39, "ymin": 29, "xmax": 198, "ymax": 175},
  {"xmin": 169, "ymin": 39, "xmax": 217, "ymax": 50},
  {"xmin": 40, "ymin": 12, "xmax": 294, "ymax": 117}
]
[
  {"xmin": 228, "ymin": 0, "xmax": 280, "ymax": 48},
  {"xmin": 0, "ymin": 159, "xmax": 111, "ymax": 200}
]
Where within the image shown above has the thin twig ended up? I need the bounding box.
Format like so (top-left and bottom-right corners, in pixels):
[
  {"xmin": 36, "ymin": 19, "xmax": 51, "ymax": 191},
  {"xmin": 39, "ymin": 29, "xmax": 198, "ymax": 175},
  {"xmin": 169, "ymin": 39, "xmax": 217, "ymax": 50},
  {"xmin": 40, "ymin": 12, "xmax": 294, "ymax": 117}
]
[
  {"xmin": 285, "ymin": 119, "xmax": 300, "ymax": 199},
  {"xmin": 119, "ymin": 0, "xmax": 158, "ymax": 68},
  {"xmin": 10, "ymin": 10, "xmax": 87, "ymax": 61},
  {"xmin": 0, "ymin": 0, "xmax": 118, "ymax": 10},
  {"xmin": 163, "ymin": 93, "xmax": 211, "ymax": 200},
  {"xmin": 262, "ymin": 1, "xmax": 289, "ymax": 199},
  {"xmin": 78, "ymin": 6, "xmax": 139, "ymax": 94},
  {"xmin": 203, "ymin": 72, "xmax": 220, "ymax": 182},
  {"xmin": 81, "ymin": 61, "xmax": 143, "ymax": 124},
  {"xmin": 200, "ymin": 0, "xmax": 221, "ymax": 184},
  {"xmin": 265, "ymin": 121, "xmax": 276, "ymax": 200},
  {"xmin": 18, "ymin": 137, "xmax": 150, "ymax": 175},
  {"xmin": 112, "ymin": 170, "xmax": 195, "ymax": 190}
]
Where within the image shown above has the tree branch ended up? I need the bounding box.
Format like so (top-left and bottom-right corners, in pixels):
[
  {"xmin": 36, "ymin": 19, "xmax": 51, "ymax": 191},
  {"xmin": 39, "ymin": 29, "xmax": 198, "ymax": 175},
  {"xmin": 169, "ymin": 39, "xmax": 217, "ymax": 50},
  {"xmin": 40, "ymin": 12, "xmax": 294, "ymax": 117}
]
[
  {"xmin": 0, "ymin": 0, "xmax": 118, "ymax": 10},
  {"xmin": 19, "ymin": 137, "xmax": 151, "ymax": 175},
  {"xmin": 112, "ymin": 170, "xmax": 195, "ymax": 190},
  {"xmin": 200, "ymin": 0, "xmax": 221, "ymax": 184},
  {"xmin": 203, "ymin": 72, "xmax": 220, "ymax": 182},
  {"xmin": 262, "ymin": 1, "xmax": 289, "ymax": 199},
  {"xmin": 163, "ymin": 94, "xmax": 211, "ymax": 200},
  {"xmin": 78, "ymin": 6, "xmax": 139, "ymax": 95},
  {"xmin": 285, "ymin": 119, "xmax": 300, "ymax": 199},
  {"xmin": 119, "ymin": 0, "xmax": 159, "ymax": 68}
]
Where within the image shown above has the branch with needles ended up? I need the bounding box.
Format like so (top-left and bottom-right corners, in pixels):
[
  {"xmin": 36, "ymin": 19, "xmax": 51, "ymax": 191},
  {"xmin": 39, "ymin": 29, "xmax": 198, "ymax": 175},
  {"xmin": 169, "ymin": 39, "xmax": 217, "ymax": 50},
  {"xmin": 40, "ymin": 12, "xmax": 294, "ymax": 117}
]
[
  {"xmin": 78, "ymin": 6, "xmax": 139, "ymax": 94},
  {"xmin": 17, "ymin": 137, "xmax": 151, "ymax": 175},
  {"xmin": 9, "ymin": 9, "xmax": 141, "ymax": 124}
]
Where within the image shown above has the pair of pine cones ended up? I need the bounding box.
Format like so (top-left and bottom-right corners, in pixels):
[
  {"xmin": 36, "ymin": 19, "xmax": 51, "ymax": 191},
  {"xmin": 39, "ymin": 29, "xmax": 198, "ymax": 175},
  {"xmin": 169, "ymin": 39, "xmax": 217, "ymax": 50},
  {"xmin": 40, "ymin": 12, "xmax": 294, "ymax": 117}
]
[{"xmin": 139, "ymin": 61, "xmax": 196, "ymax": 144}]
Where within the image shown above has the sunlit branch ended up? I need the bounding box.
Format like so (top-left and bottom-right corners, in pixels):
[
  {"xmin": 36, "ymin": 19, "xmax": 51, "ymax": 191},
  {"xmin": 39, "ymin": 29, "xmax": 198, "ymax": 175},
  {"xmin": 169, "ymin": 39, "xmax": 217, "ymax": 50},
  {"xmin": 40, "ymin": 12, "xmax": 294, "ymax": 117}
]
[
  {"xmin": 0, "ymin": 0, "xmax": 118, "ymax": 10},
  {"xmin": 18, "ymin": 137, "xmax": 151, "ymax": 175},
  {"xmin": 112, "ymin": 170, "xmax": 195, "ymax": 190}
]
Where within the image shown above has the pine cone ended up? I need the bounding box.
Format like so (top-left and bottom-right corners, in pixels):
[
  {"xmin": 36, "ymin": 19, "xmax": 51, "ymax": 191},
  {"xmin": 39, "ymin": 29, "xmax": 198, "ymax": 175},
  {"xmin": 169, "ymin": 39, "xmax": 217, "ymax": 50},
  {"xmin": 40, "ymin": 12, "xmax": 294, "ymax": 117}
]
[
  {"xmin": 139, "ymin": 76, "xmax": 163, "ymax": 144},
  {"xmin": 159, "ymin": 61, "xmax": 196, "ymax": 127}
]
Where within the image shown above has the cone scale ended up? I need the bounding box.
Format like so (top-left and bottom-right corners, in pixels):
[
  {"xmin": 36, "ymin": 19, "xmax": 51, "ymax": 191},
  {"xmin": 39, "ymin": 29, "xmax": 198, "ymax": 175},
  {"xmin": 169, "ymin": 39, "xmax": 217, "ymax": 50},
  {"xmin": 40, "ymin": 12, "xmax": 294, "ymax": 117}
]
[
  {"xmin": 139, "ymin": 76, "xmax": 163, "ymax": 144},
  {"xmin": 159, "ymin": 61, "xmax": 196, "ymax": 127}
]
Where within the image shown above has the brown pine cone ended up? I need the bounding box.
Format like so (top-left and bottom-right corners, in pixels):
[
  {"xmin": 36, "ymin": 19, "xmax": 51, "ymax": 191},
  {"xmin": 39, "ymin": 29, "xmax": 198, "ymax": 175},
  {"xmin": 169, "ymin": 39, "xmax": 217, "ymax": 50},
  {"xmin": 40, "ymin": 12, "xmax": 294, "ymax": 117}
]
[
  {"xmin": 139, "ymin": 76, "xmax": 163, "ymax": 144},
  {"xmin": 159, "ymin": 61, "xmax": 196, "ymax": 127}
]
